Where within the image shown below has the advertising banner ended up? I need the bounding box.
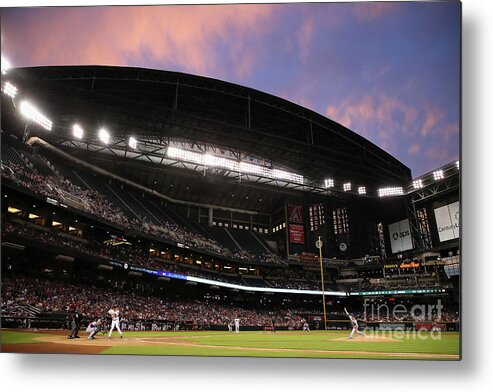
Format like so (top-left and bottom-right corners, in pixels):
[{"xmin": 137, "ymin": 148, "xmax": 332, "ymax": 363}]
[
  {"xmin": 287, "ymin": 204, "xmax": 304, "ymax": 223},
  {"xmin": 388, "ymin": 219, "xmax": 413, "ymax": 253},
  {"xmin": 289, "ymin": 224, "xmax": 305, "ymax": 244},
  {"xmin": 378, "ymin": 323, "xmax": 406, "ymax": 331},
  {"xmin": 415, "ymin": 323, "xmax": 446, "ymax": 332},
  {"xmin": 434, "ymin": 201, "xmax": 460, "ymax": 242}
]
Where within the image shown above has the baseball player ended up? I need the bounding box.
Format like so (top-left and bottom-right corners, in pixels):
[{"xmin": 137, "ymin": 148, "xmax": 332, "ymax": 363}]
[
  {"xmin": 271, "ymin": 317, "xmax": 277, "ymax": 333},
  {"xmin": 108, "ymin": 306, "xmax": 123, "ymax": 339},
  {"xmin": 345, "ymin": 308, "xmax": 365, "ymax": 339},
  {"xmin": 432, "ymin": 319, "xmax": 440, "ymax": 335},
  {"xmin": 234, "ymin": 317, "xmax": 240, "ymax": 334},
  {"xmin": 227, "ymin": 320, "xmax": 233, "ymax": 333},
  {"xmin": 86, "ymin": 319, "xmax": 103, "ymax": 340},
  {"xmin": 301, "ymin": 319, "xmax": 310, "ymax": 333}
]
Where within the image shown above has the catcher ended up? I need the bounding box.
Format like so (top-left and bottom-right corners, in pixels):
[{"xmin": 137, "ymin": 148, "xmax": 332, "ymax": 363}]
[{"xmin": 86, "ymin": 319, "xmax": 104, "ymax": 340}]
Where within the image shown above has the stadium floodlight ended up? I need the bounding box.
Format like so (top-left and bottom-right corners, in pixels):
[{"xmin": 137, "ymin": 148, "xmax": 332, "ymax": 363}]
[
  {"xmin": 19, "ymin": 100, "xmax": 52, "ymax": 131},
  {"xmin": 2, "ymin": 81, "xmax": 17, "ymax": 98},
  {"xmin": 324, "ymin": 178, "xmax": 334, "ymax": 188},
  {"xmin": 378, "ymin": 187, "xmax": 404, "ymax": 197},
  {"xmin": 358, "ymin": 186, "xmax": 366, "ymax": 195},
  {"xmin": 128, "ymin": 136, "xmax": 138, "ymax": 149},
  {"xmin": 98, "ymin": 128, "xmax": 110, "ymax": 144},
  {"xmin": 1, "ymin": 56, "xmax": 11, "ymax": 75},
  {"xmin": 456, "ymin": 161, "xmax": 460, "ymax": 170},
  {"xmin": 167, "ymin": 146, "xmax": 182, "ymax": 159},
  {"xmin": 168, "ymin": 145, "xmax": 303, "ymax": 184},
  {"xmin": 73, "ymin": 124, "xmax": 84, "ymax": 139},
  {"xmin": 204, "ymin": 153, "xmax": 237, "ymax": 171},
  {"xmin": 343, "ymin": 183, "xmax": 351, "ymax": 192},
  {"xmin": 433, "ymin": 170, "xmax": 444, "ymax": 181},
  {"xmin": 413, "ymin": 179, "xmax": 424, "ymax": 189},
  {"xmin": 239, "ymin": 161, "xmax": 270, "ymax": 177},
  {"xmin": 168, "ymin": 146, "xmax": 204, "ymax": 166},
  {"xmin": 272, "ymin": 169, "xmax": 304, "ymax": 184}
]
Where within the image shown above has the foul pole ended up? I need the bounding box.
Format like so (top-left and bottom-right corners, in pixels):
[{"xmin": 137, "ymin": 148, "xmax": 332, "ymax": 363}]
[{"xmin": 316, "ymin": 236, "xmax": 327, "ymax": 330}]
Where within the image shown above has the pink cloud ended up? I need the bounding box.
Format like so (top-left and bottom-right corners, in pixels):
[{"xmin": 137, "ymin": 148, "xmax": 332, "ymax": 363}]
[
  {"xmin": 420, "ymin": 105, "xmax": 445, "ymax": 137},
  {"xmin": 425, "ymin": 145, "xmax": 457, "ymax": 164},
  {"xmin": 297, "ymin": 17, "xmax": 315, "ymax": 62},
  {"xmin": 2, "ymin": 5, "xmax": 276, "ymax": 80},
  {"xmin": 408, "ymin": 143, "xmax": 421, "ymax": 155},
  {"xmin": 325, "ymin": 94, "xmax": 418, "ymax": 149},
  {"xmin": 440, "ymin": 122, "xmax": 460, "ymax": 143},
  {"xmin": 325, "ymin": 94, "xmax": 458, "ymax": 163},
  {"xmin": 352, "ymin": 2, "xmax": 400, "ymax": 21}
]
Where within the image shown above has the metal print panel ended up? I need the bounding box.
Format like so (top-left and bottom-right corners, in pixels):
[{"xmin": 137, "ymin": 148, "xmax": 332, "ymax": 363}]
[{"xmin": 1, "ymin": 1, "xmax": 460, "ymax": 360}]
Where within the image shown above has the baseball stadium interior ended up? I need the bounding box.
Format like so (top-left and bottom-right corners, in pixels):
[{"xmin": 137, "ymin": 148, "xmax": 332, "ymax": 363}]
[{"xmin": 1, "ymin": 65, "xmax": 460, "ymax": 334}]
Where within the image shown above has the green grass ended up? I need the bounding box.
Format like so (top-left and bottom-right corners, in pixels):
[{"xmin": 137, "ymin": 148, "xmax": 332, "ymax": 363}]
[
  {"xmin": 0, "ymin": 329, "xmax": 460, "ymax": 360},
  {"xmin": 101, "ymin": 344, "xmax": 437, "ymax": 360},
  {"xmin": 102, "ymin": 330, "xmax": 460, "ymax": 360},
  {"xmin": 188, "ymin": 331, "xmax": 459, "ymax": 354},
  {"xmin": 1, "ymin": 330, "xmax": 51, "ymax": 344}
]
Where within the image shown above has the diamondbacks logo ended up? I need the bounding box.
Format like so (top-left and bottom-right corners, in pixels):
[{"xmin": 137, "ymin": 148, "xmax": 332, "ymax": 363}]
[{"xmin": 287, "ymin": 205, "xmax": 303, "ymax": 223}]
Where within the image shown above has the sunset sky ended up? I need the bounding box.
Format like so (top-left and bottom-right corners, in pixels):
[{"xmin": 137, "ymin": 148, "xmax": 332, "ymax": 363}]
[{"xmin": 0, "ymin": 1, "xmax": 461, "ymax": 177}]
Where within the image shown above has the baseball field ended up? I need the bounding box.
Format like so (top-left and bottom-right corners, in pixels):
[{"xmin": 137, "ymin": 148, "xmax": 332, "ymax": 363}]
[{"xmin": 1, "ymin": 329, "xmax": 460, "ymax": 360}]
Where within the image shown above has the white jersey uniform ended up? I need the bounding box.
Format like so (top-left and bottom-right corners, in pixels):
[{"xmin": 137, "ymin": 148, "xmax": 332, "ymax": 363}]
[
  {"xmin": 108, "ymin": 308, "xmax": 123, "ymax": 338},
  {"xmin": 348, "ymin": 315, "xmax": 364, "ymax": 339},
  {"xmin": 234, "ymin": 318, "xmax": 240, "ymax": 333}
]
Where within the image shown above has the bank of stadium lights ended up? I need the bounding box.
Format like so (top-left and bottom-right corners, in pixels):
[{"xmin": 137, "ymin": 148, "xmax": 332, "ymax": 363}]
[
  {"xmin": 98, "ymin": 128, "xmax": 110, "ymax": 144},
  {"xmin": 204, "ymin": 153, "xmax": 236, "ymax": 171},
  {"xmin": 19, "ymin": 100, "xmax": 52, "ymax": 131},
  {"xmin": 378, "ymin": 187, "xmax": 404, "ymax": 197},
  {"xmin": 456, "ymin": 161, "xmax": 460, "ymax": 170},
  {"xmin": 167, "ymin": 146, "xmax": 304, "ymax": 184},
  {"xmin": 73, "ymin": 124, "xmax": 84, "ymax": 139},
  {"xmin": 433, "ymin": 170, "xmax": 444, "ymax": 181},
  {"xmin": 128, "ymin": 136, "xmax": 138, "ymax": 149},
  {"xmin": 1, "ymin": 56, "xmax": 11, "ymax": 75},
  {"xmin": 1, "ymin": 81, "xmax": 17, "ymax": 98},
  {"xmin": 272, "ymin": 169, "xmax": 304, "ymax": 184},
  {"xmin": 343, "ymin": 183, "xmax": 351, "ymax": 192},
  {"xmin": 239, "ymin": 161, "xmax": 270, "ymax": 178},
  {"xmin": 413, "ymin": 179, "xmax": 424, "ymax": 189},
  {"xmin": 324, "ymin": 179, "xmax": 334, "ymax": 189},
  {"xmin": 358, "ymin": 186, "xmax": 366, "ymax": 195}
]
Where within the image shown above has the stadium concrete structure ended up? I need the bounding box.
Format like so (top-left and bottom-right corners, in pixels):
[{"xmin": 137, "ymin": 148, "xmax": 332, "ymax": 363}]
[{"xmin": 1, "ymin": 66, "xmax": 460, "ymax": 356}]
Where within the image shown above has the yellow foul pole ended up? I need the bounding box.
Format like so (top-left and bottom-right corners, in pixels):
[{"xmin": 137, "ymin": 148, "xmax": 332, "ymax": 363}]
[{"xmin": 317, "ymin": 236, "xmax": 327, "ymax": 330}]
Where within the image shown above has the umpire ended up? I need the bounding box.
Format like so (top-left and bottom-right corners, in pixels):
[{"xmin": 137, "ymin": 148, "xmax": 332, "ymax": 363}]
[{"xmin": 68, "ymin": 305, "xmax": 81, "ymax": 339}]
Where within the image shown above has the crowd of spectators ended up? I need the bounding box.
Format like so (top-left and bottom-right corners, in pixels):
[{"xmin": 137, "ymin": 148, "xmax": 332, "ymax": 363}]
[
  {"xmin": 265, "ymin": 269, "xmax": 323, "ymax": 290},
  {"xmin": 1, "ymin": 274, "xmax": 306, "ymax": 328},
  {"xmin": 357, "ymin": 309, "xmax": 459, "ymax": 323},
  {"xmin": 2, "ymin": 154, "xmax": 284, "ymax": 266},
  {"xmin": 2, "ymin": 219, "xmax": 318, "ymax": 291},
  {"xmin": 2, "ymin": 161, "xmax": 131, "ymax": 228},
  {"xmin": 1, "ymin": 220, "xmax": 162, "ymax": 269}
]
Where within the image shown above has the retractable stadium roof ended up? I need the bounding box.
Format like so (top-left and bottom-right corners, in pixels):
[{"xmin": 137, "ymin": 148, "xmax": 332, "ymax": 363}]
[{"xmin": 3, "ymin": 65, "xmax": 412, "ymax": 211}]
